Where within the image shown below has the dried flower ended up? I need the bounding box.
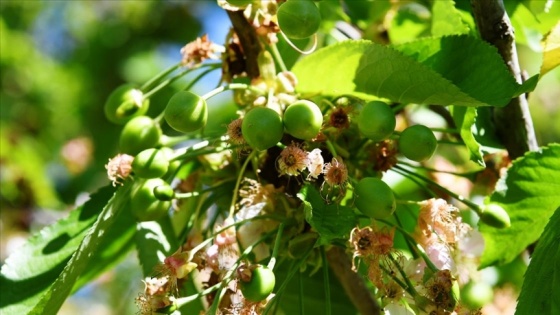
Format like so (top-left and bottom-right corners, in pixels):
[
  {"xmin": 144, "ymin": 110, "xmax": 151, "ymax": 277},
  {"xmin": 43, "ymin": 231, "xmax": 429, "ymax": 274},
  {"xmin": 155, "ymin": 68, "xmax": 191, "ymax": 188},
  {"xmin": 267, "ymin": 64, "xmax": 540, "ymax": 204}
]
[
  {"xmin": 277, "ymin": 144, "xmax": 309, "ymax": 177},
  {"xmin": 371, "ymin": 140, "xmax": 398, "ymax": 172},
  {"xmin": 105, "ymin": 153, "xmax": 134, "ymax": 186},
  {"xmin": 418, "ymin": 199, "xmax": 469, "ymax": 244},
  {"xmin": 306, "ymin": 148, "xmax": 324, "ymax": 180},
  {"xmin": 350, "ymin": 225, "xmax": 398, "ymax": 288},
  {"xmin": 323, "ymin": 157, "xmax": 348, "ymax": 187},
  {"xmin": 180, "ymin": 34, "xmax": 224, "ymax": 67},
  {"xmin": 227, "ymin": 118, "xmax": 246, "ymax": 145},
  {"xmin": 423, "ymin": 269, "xmax": 457, "ymax": 312},
  {"xmin": 328, "ymin": 106, "xmax": 351, "ymax": 130}
]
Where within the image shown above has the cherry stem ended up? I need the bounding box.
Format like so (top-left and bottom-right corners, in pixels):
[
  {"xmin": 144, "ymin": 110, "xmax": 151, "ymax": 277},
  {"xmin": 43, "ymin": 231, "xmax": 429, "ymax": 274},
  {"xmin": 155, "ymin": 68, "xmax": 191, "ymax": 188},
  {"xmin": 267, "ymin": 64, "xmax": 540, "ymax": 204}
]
[
  {"xmin": 201, "ymin": 83, "xmax": 266, "ymax": 100},
  {"xmin": 269, "ymin": 42, "xmax": 288, "ymax": 73},
  {"xmin": 267, "ymin": 222, "xmax": 285, "ymax": 270},
  {"xmin": 228, "ymin": 150, "xmax": 257, "ymax": 219},
  {"xmin": 394, "ymin": 164, "xmax": 482, "ymax": 214},
  {"xmin": 140, "ymin": 62, "xmax": 182, "ymax": 92}
]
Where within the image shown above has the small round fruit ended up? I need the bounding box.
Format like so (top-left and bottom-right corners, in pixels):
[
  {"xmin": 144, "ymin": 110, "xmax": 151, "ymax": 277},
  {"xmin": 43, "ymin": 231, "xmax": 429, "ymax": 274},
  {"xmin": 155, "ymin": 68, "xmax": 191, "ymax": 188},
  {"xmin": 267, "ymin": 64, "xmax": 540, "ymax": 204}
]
[
  {"xmin": 132, "ymin": 148, "xmax": 169, "ymax": 179},
  {"xmin": 398, "ymin": 125, "xmax": 437, "ymax": 162},
  {"xmin": 104, "ymin": 84, "xmax": 149, "ymax": 125},
  {"xmin": 354, "ymin": 177, "xmax": 396, "ymax": 219},
  {"xmin": 283, "ymin": 100, "xmax": 323, "ymax": 140},
  {"xmin": 461, "ymin": 281, "xmax": 493, "ymax": 309},
  {"xmin": 131, "ymin": 178, "xmax": 171, "ymax": 221},
  {"xmin": 153, "ymin": 184, "xmax": 175, "ymax": 201},
  {"xmin": 357, "ymin": 101, "xmax": 396, "ymax": 142},
  {"xmin": 225, "ymin": 0, "xmax": 253, "ymax": 7},
  {"xmin": 119, "ymin": 116, "xmax": 162, "ymax": 155},
  {"xmin": 277, "ymin": 0, "xmax": 321, "ymax": 39},
  {"xmin": 479, "ymin": 203, "xmax": 511, "ymax": 228},
  {"xmin": 242, "ymin": 107, "xmax": 284, "ymax": 150},
  {"xmin": 164, "ymin": 91, "xmax": 208, "ymax": 133},
  {"xmin": 239, "ymin": 265, "xmax": 276, "ymax": 302}
]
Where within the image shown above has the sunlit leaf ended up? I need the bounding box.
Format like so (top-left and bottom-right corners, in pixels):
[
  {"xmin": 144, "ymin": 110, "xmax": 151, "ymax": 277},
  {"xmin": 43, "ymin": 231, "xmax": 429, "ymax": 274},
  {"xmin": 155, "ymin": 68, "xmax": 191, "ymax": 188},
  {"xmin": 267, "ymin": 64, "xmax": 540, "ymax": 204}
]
[
  {"xmin": 516, "ymin": 206, "xmax": 560, "ymax": 315},
  {"xmin": 480, "ymin": 144, "xmax": 560, "ymax": 267},
  {"xmin": 451, "ymin": 106, "xmax": 484, "ymax": 166},
  {"xmin": 0, "ymin": 185, "xmax": 116, "ymax": 315},
  {"xmin": 30, "ymin": 183, "xmax": 134, "ymax": 315},
  {"xmin": 431, "ymin": 0, "xmax": 470, "ymax": 37},
  {"xmin": 293, "ymin": 36, "xmax": 535, "ymax": 107},
  {"xmin": 540, "ymin": 21, "xmax": 560, "ymax": 76}
]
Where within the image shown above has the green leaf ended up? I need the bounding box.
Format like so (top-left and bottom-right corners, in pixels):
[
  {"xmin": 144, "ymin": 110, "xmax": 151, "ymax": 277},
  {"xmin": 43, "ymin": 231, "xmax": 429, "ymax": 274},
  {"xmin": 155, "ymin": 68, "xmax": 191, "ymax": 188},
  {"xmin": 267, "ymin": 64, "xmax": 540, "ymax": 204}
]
[
  {"xmin": 274, "ymin": 263, "xmax": 357, "ymax": 315},
  {"xmin": 516, "ymin": 207, "xmax": 560, "ymax": 315},
  {"xmin": 0, "ymin": 185, "xmax": 116, "ymax": 315},
  {"xmin": 293, "ymin": 36, "xmax": 531, "ymax": 107},
  {"xmin": 30, "ymin": 183, "xmax": 134, "ymax": 315},
  {"xmin": 73, "ymin": 201, "xmax": 136, "ymax": 291},
  {"xmin": 389, "ymin": 3, "xmax": 431, "ymax": 44},
  {"xmin": 480, "ymin": 144, "xmax": 560, "ymax": 267},
  {"xmin": 451, "ymin": 106, "xmax": 484, "ymax": 166},
  {"xmin": 136, "ymin": 215, "xmax": 179, "ymax": 277},
  {"xmin": 431, "ymin": 0, "xmax": 470, "ymax": 37},
  {"xmin": 540, "ymin": 21, "xmax": 560, "ymax": 76},
  {"xmin": 297, "ymin": 185, "xmax": 358, "ymax": 245}
]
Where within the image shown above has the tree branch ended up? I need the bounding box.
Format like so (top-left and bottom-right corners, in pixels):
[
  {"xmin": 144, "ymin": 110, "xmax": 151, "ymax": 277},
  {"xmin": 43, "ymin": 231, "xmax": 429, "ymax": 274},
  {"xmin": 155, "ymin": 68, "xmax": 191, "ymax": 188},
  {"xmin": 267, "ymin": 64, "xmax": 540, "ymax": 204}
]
[
  {"xmin": 226, "ymin": 10, "xmax": 261, "ymax": 79},
  {"xmin": 326, "ymin": 246, "xmax": 381, "ymax": 315},
  {"xmin": 471, "ymin": 0, "xmax": 538, "ymax": 158}
]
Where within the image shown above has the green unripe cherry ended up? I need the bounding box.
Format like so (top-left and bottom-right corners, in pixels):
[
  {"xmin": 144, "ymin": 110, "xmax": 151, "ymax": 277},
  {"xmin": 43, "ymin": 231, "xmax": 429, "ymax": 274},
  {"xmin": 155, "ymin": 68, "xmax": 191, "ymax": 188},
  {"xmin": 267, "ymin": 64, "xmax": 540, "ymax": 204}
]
[
  {"xmin": 277, "ymin": 0, "xmax": 321, "ymax": 39},
  {"xmin": 239, "ymin": 265, "xmax": 276, "ymax": 302},
  {"xmin": 131, "ymin": 178, "xmax": 171, "ymax": 221},
  {"xmin": 479, "ymin": 203, "xmax": 511, "ymax": 228},
  {"xmin": 242, "ymin": 107, "xmax": 284, "ymax": 150},
  {"xmin": 153, "ymin": 184, "xmax": 175, "ymax": 201},
  {"xmin": 283, "ymin": 100, "xmax": 323, "ymax": 140},
  {"xmin": 104, "ymin": 84, "xmax": 149, "ymax": 125},
  {"xmin": 357, "ymin": 101, "xmax": 396, "ymax": 142},
  {"xmin": 164, "ymin": 91, "xmax": 208, "ymax": 133},
  {"xmin": 119, "ymin": 116, "xmax": 162, "ymax": 155},
  {"xmin": 398, "ymin": 125, "xmax": 437, "ymax": 162},
  {"xmin": 354, "ymin": 177, "xmax": 396, "ymax": 219},
  {"xmin": 132, "ymin": 148, "xmax": 169, "ymax": 179}
]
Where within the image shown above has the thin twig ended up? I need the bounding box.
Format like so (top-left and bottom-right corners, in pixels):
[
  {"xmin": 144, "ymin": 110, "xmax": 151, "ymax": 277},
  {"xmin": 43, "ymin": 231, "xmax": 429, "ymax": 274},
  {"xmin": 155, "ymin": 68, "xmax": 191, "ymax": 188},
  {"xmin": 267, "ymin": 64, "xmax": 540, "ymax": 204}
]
[{"xmin": 326, "ymin": 246, "xmax": 381, "ymax": 315}]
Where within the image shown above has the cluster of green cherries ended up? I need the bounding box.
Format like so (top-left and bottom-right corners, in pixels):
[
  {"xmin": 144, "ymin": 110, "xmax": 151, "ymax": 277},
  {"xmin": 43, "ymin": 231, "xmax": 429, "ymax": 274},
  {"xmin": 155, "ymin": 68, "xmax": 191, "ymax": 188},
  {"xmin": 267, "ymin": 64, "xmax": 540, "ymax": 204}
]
[{"xmin": 104, "ymin": 77, "xmax": 444, "ymax": 223}]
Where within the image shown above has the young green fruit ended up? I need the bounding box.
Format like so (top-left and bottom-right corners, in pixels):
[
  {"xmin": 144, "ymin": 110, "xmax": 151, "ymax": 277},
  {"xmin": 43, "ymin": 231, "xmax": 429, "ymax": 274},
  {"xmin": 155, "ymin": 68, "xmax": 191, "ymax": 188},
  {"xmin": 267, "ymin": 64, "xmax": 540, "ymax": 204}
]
[
  {"xmin": 153, "ymin": 184, "xmax": 175, "ymax": 201},
  {"xmin": 354, "ymin": 177, "xmax": 396, "ymax": 219},
  {"xmin": 132, "ymin": 148, "xmax": 169, "ymax": 179},
  {"xmin": 277, "ymin": 0, "xmax": 321, "ymax": 39},
  {"xmin": 242, "ymin": 107, "xmax": 283, "ymax": 150},
  {"xmin": 119, "ymin": 116, "xmax": 162, "ymax": 155},
  {"xmin": 479, "ymin": 203, "xmax": 511, "ymax": 228},
  {"xmin": 164, "ymin": 91, "xmax": 208, "ymax": 133},
  {"xmin": 131, "ymin": 178, "xmax": 171, "ymax": 221},
  {"xmin": 104, "ymin": 84, "xmax": 149, "ymax": 125},
  {"xmin": 239, "ymin": 265, "xmax": 276, "ymax": 302},
  {"xmin": 357, "ymin": 101, "xmax": 396, "ymax": 142},
  {"xmin": 398, "ymin": 125, "xmax": 437, "ymax": 161},
  {"xmin": 283, "ymin": 100, "xmax": 323, "ymax": 140}
]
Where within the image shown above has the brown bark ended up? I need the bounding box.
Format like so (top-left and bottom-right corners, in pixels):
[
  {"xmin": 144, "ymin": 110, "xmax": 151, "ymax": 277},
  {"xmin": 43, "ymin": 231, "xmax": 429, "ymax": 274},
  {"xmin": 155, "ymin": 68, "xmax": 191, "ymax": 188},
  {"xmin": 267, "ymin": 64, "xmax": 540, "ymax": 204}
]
[
  {"xmin": 471, "ymin": 0, "xmax": 538, "ymax": 158},
  {"xmin": 226, "ymin": 10, "xmax": 261, "ymax": 79},
  {"xmin": 327, "ymin": 246, "xmax": 381, "ymax": 315}
]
